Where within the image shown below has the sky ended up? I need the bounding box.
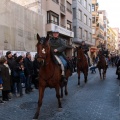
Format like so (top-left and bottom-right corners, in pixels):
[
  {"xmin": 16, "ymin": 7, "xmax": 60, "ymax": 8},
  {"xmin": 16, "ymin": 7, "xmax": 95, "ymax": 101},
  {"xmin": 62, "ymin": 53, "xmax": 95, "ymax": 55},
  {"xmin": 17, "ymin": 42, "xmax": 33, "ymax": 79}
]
[{"xmin": 97, "ymin": 0, "xmax": 120, "ymax": 28}]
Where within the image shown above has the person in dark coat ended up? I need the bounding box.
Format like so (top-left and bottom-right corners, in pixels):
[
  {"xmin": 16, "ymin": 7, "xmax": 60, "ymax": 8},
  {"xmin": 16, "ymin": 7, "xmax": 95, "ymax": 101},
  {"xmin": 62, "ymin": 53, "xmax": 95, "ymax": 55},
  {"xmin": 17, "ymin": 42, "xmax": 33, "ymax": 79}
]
[
  {"xmin": 0, "ymin": 56, "xmax": 11, "ymax": 101},
  {"xmin": 13, "ymin": 56, "xmax": 24, "ymax": 97},
  {"xmin": 6, "ymin": 51, "xmax": 15, "ymax": 94},
  {"xmin": 49, "ymin": 30, "xmax": 67, "ymax": 82},
  {"xmin": 24, "ymin": 52, "xmax": 34, "ymax": 94}
]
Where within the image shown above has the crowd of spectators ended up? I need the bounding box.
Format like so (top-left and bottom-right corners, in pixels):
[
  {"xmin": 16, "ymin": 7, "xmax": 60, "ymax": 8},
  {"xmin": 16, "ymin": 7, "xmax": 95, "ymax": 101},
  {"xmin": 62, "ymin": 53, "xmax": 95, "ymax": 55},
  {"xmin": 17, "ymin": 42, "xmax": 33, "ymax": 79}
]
[{"xmin": 0, "ymin": 51, "xmax": 39, "ymax": 104}]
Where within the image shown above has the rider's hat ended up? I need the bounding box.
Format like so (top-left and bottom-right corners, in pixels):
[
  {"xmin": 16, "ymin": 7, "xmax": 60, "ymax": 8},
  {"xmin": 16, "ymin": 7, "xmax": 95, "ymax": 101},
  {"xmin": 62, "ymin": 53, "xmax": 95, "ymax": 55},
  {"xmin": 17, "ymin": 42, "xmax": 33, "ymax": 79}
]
[{"xmin": 52, "ymin": 29, "xmax": 59, "ymax": 33}]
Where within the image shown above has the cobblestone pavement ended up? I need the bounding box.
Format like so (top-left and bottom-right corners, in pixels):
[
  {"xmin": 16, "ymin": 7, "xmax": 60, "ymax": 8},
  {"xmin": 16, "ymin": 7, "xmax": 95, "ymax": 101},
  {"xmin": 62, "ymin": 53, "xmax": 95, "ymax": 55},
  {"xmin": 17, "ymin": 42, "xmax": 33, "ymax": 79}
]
[{"xmin": 0, "ymin": 66, "xmax": 119, "ymax": 120}]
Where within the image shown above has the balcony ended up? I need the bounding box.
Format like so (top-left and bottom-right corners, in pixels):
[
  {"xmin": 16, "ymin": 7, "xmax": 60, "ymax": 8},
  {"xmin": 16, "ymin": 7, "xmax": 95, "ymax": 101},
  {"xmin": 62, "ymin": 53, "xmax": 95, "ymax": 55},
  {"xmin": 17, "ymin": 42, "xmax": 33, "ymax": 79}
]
[
  {"xmin": 46, "ymin": 23, "xmax": 74, "ymax": 37},
  {"xmin": 60, "ymin": 4, "xmax": 65, "ymax": 13},
  {"xmin": 100, "ymin": 24, "xmax": 104, "ymax": 31},
  {"xmin": 47, "ymin": 20, "xmax": 59, "ymax": 25},
  {"xmin": 97, "ymin": 34, "xmax": 104, "ymax": 40}
]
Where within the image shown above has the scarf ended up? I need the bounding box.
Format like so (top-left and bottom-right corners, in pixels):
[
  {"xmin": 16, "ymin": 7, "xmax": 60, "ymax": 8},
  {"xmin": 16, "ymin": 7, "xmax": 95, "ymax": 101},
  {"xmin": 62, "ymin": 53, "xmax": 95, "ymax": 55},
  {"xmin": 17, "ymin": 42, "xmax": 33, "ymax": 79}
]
[{"xmin": 4, "ymin": 63, "xmax": 11, "ymax": 75}]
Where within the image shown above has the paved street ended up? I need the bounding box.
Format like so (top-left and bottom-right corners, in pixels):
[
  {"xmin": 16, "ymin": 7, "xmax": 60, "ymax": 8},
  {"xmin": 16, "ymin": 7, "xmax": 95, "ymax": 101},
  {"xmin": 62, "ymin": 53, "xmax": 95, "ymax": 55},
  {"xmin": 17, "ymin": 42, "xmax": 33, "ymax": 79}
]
[{"xmin": 0, "ymin": 66, "xmax": 120, "ymax": 120}]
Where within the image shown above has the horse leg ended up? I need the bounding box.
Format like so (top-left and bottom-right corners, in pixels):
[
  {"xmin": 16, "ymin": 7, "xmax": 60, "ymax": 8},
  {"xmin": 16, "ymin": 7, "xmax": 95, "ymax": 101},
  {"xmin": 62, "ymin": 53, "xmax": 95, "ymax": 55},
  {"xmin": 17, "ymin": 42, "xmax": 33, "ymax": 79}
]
[
  {"xmin": 33, "ymin": 86, "xmax": 45, "ymax": 120},
  {"xmin": 84, "ymin": 72, "xmax": 88, "ymax": 83},
  {"xmin": 99, "ymin": 69, "xmax": 102, "ymax": 80},
  {"xmin": 103, "ymin": 69, "xmax": 106, "ymax": 79},
  {"xmin": 64, "ymin": 81, "xmax": 68, "ymax": 96},
  {"xmin": 78, "ymin": 71, "xmax": 80, "ymax": 86},
  {"xmin": 55, "ymin": 86, "xmax": 62, "ymax": 109},
  {"xmin": 60, "ymin": 86, "xmax": 63, "ymax": 98}
]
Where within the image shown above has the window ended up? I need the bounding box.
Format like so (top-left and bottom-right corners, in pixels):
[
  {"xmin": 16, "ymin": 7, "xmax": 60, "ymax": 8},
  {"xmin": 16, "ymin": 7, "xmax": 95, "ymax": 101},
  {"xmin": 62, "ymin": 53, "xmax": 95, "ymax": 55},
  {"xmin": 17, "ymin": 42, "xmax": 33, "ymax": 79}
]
[
  {"xmin": 88, "ymin": 4, "xmax": 91, "ymax": 13},
  {"xmin": 73, "ymin": 8, "xmax": 76, "ymax": 18},
  {"xmin": 92, "ymin": 17, "xmax": 95, "ymax": 23},
  {"xmin": 73, "ymin": 26, "xmax": 77, "ymax": 38},
  {"xmin": 92, "ymin": 4, "xmax": 95, "ymax": 11},
  {"xmin": 88, "ymin": 18, "xmax": 91, "ymax": 27},
  {"xmin": 52, "ymin": 0, "xmax": 59, "ymax": 4},
  {"xmin": 79, "ymin": 27, "xmax": 82, "ymax": 38},
  {"xmin": 47, "ymin": 11, "xmax": 59, "ymax": 25},
  {"xmin": 67, "ymin": 2, "xmax": 72, "ymax": 13},
  {"xmin": 84, "ymin": 14, "xmax": 87, "ymax": 24},
  {"xmin": 67, "ymin": 20, "xmax": 72, "ymax": 30},
  {"xmin": 84, "ymin": 30, "xmax": 87, "ymax": 40},
  {"xmin": 78, "ymin": 10, "xmax": 82, "ymax": 20},
  {"xmin": 84, "ymin": 0, "xmax": 87, "ymax": 8}
]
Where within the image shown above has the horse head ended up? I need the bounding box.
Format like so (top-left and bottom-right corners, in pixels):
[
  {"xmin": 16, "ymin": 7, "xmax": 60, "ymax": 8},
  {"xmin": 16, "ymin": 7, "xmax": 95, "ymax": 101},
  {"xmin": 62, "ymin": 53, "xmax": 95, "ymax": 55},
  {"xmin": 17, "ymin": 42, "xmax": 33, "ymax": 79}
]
[
  {"xmin": 76, "ymin": 45, "xmax": 84, "ymax": 60},
  {"xmin": 36, "ymin": 33, "xmax": 50, "ymax": 64}
]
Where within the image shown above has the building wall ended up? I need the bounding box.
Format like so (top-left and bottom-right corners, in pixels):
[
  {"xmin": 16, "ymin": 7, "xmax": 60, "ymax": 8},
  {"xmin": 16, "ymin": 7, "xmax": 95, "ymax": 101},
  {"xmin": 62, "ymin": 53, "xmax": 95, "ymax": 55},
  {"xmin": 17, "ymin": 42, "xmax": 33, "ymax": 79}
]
[
  {"xmin": 0, "ymin": 0, "xmax": 44, "ymax": 51},
  {"xmin": 72, "ymin": 0, "xmax": 92, "ymax": 45}
]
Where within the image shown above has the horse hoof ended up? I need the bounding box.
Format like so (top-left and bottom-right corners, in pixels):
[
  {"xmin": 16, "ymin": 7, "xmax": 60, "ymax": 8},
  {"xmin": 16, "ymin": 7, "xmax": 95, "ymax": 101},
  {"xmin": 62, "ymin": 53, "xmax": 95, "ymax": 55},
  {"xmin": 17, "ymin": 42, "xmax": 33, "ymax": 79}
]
[
  {"xmin": 58, "ymin": 108, "xmax": 62, "ymax": 112},
  {"xmin": 77, "ymin": 85, "xmax": 80, "ymax": 88}
]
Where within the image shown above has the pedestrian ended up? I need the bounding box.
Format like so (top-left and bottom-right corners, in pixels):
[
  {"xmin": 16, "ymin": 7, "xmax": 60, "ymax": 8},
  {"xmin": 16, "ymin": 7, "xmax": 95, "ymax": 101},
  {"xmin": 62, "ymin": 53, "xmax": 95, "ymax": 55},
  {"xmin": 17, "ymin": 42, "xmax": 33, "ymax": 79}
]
[
  {"xmin": 24, "ymin": 52, "xmax": 34, "ymax": 94},
  {"xmin": 6, "ymin": 51, "xmax": 15, "ymax": 95},
  {"xmin": 13, "ymin": 56, "xmax": 24, "ymax": 97},
  {"xmin": 0, "ymin": 56, "xmax": 11, "ymax": 101}
]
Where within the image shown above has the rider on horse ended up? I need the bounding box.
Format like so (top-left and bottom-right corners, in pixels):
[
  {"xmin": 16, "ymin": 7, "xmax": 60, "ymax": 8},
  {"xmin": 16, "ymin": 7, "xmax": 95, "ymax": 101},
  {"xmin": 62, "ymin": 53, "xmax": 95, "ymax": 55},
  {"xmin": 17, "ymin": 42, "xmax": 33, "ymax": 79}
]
[
  {"xmin": 99, "ymin": 45, "xmax": 109, "ymax": 65},
  {"xmin": 81, "ymin": 41, "xmax": 91, "ymax": 66},
  {"xmin": 49, "ymin": 30, "xmax": 68, "ymax": 83}
]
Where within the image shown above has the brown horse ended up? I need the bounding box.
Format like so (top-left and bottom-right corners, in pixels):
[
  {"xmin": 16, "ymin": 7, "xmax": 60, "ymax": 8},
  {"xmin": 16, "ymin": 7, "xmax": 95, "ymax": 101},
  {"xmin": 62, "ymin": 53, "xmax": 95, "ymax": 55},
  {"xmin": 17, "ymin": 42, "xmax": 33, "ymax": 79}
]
[
  {"xmin": 33, "ymin": 34, "xmax": 71, "ymax": 119},
  {"xmin": 76, "ymin": 46, "xmax": 88, "ymax": 86},
  {"xmin": 97, "ymin": 51, "xmax": 107, "ymax": 79}
]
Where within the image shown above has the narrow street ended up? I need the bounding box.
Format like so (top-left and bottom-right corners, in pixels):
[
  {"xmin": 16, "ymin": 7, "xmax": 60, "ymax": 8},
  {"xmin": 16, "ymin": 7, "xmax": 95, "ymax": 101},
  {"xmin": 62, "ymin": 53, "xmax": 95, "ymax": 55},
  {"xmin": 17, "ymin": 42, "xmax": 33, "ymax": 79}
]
[{"xmin": 0, "ymin": 66, "xmax": 119, "ymax": 120}]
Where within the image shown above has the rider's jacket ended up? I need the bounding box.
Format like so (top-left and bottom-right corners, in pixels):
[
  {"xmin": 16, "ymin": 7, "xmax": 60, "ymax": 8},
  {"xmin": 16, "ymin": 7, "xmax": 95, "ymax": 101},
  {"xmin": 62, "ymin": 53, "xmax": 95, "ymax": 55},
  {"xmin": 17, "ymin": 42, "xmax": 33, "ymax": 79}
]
[
  {"xmin": 101, "ymin": 48, "xmax": 109, "ymax": 58},
  {"xmin": 81, "ymin": 44, "xmax": 89, "ymax": 55},
  {"xmin": 49, "ymin": 37, "xmax": 67, "ymax": 56}
]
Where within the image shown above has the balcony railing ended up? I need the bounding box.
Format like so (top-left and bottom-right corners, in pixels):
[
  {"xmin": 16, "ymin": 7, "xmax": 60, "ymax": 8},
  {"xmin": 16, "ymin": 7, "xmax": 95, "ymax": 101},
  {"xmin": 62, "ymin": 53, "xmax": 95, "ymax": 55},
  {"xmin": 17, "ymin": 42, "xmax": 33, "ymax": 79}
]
[
  {"xmin": 60, "ymin": 4, "xmax": 65, "ymax": 13},
  {"xmin": 47, "ymin": 20, "xmax": 59, "ymax": 25}
]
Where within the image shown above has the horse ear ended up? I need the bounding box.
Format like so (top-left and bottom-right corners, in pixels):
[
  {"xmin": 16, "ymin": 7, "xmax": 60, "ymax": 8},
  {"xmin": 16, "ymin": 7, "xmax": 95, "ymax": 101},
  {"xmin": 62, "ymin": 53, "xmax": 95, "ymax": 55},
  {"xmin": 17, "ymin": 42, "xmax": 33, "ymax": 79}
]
[
  {"xmin": 46, "ymin": 34, "xmax": 49, "ymax": 41},
  {"xmin": 37, "ymin": 33, "xmax": 40, "ymax": 41}
]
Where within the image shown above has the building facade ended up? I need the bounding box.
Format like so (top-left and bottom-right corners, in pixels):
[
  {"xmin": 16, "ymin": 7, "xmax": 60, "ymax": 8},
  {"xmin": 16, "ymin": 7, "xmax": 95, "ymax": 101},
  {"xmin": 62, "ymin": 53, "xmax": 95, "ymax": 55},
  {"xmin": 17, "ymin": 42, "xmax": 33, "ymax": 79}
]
[
  {"xmin": 9, "ymin": 0, "xmax": 74, "ymax": 56},
  {"xmin": 98, "ymin": 10, "xmax": 109, "ymax": 49},
  {"xmin": 0, "ymin": 0, "xmax": 44, "ymax": 52},
  {"xmin": 72, "ymin": 0, "xmax": 92, "ymax": 46},
  {"xmin": 107, "ymin": 27, "xmax": 116, "ymax": 53},
  {"xmin": 91, "ymin": 0, "xmax": 99, "ymax": 58}
]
